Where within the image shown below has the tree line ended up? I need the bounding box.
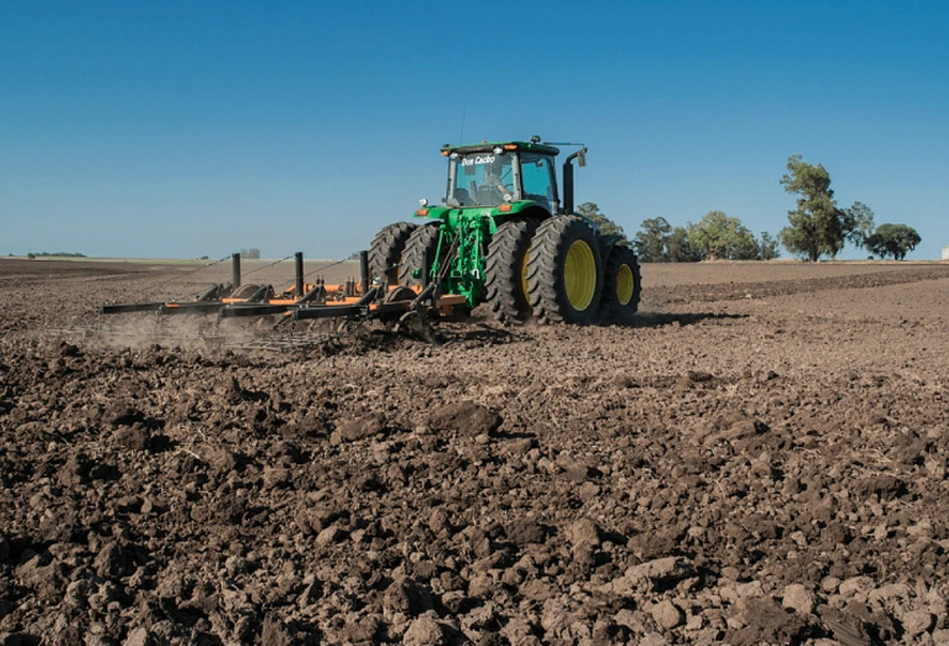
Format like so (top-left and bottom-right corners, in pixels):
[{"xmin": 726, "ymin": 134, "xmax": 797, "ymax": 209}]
[
  {"xmin": 577, "ymin": 203, "xmax": 780, "ymax": 262},
  {"xmin": 631, "ymin": 212, "xmax": 780, "ymax": 262},
  {"xmin": 583, "ymin": 155, "xmax": 921, "ymax": 262},
  {"xmin": 23, "ymin": 252, "xmax": 88, "ymax": 259}
]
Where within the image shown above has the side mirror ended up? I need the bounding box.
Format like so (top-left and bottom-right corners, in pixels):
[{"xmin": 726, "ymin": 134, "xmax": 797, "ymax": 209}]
[{"xmin": 577, "ymin": 148, "xmax": 587, "ymax": 168}]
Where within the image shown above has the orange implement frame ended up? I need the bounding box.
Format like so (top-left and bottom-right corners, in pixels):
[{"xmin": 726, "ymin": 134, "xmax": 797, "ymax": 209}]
[{"xmin": 101, "ymin": 251, "xmax": 466, "ymax": 323}]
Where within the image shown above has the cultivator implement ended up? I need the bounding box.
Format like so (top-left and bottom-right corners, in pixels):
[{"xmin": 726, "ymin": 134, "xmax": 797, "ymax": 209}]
[{"xmin": 101, "ymin": 251, "xmax": 466, "ymax": 326}]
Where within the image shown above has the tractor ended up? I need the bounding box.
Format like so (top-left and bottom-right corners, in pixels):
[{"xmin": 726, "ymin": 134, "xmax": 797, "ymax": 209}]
[{"xmin": 369, "ymin": 137, "xmax": 641, "ymax": 325}]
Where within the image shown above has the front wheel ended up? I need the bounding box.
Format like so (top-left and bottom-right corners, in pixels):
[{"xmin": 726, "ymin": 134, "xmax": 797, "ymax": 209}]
[{"xmin": 526, "ymin": 215, "xmax": 603, "ymax": 325}]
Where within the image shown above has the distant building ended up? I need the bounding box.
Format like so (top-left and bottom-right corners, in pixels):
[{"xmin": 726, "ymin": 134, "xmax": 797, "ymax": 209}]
[{"xmin": 944, "ymin": 246, "xmax": 949, "ymax": 260}]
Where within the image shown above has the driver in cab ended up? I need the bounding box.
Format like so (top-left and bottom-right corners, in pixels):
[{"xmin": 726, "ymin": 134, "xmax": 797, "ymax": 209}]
[{"xmin": 482, "ymin": 157, "xmax": 514, "ymax": 202}]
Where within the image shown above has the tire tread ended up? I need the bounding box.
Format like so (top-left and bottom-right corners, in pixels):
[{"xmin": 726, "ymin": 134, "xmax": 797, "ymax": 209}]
[
  {"xmin": 398, "ymin": 224, "xmax": 442, "ymax": 287},
  {"xmin": 485, "ymin": 219, "xmax": 539, "ymax": 324}
]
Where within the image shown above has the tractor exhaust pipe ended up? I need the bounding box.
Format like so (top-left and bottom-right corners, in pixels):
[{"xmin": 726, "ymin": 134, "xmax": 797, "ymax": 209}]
[
  {"xmin": 561, "ymin": 147, "xmax": 587, "ymax": 215},
  {"xmin": 231, "ymin": 253, "xmax": 241, "ymax": 288},
  {"xmin": 295, "ymin": 251, "xmax": 304, "ymax": 298}
]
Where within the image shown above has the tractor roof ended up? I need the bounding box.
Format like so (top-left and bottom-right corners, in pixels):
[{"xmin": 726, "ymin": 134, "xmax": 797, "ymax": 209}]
[{"xmin": 440, "ymin": 141, "xmax": 561, "ymax": 157}]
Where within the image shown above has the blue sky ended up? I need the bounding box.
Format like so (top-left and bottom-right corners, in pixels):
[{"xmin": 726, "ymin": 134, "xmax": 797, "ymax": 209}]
[{"xmin": 2, "ymin": 1, "xmax": 947, "ymax": 259}]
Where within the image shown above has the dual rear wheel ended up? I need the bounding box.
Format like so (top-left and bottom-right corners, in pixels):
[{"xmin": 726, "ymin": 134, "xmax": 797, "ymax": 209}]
[
  {"xmin": 525, "ymin": 216, "xmax": 604, "ymax": 325},
  {"xmin": 490, "ymin": 215, "xmax": 641, "ymax": 325}
]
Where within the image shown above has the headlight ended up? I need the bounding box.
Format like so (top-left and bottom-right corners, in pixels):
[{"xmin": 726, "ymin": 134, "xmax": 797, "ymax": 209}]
[{"xmin": 419, "ymin": 198, "xmax": 429, "ymax": 207}]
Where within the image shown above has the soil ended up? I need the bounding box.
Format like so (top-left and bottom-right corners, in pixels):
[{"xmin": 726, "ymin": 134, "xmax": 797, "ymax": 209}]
[{"xmin": 3, "ymin": 257, "xmax": 949, "ymax": 645}]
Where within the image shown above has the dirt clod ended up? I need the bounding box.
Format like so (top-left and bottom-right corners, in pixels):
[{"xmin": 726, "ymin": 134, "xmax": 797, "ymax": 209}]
[
  {"xmin": 332, "ymin": 413, "xmax": 386, "ymax": 443},
  {"xmin": 782, "ymin": 583, "xmax": 816, "ymax": 615},
  {"xmin": 565, "ymin": 517, "xmax": 601, "ymax": 547},
  {"xmin": 428, "ymin": 401, "xmax": 501, "ymax": 436},
  {"xmin": 903, "ymin": 609, "xmax": 935, "ymax": 637},
  {"xmin": 403, "ymin": 615, "xmax": 450, "ymax": 646},
  {"xmin": 728, "ymin": 597, "xmax": 812, "ymax": 645},
  {"xmin": 651, "ymin": 599, "xmax": 684, "ymax": 629}
]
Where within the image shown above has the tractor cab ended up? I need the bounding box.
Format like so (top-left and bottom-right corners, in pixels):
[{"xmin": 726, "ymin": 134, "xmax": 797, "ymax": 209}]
[{"xmin": 443, "ymin": 141, "xmax": 561, "ymax": 214}]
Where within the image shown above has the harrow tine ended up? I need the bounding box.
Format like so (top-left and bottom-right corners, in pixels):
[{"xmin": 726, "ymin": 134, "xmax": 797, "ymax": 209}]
[{"xmin": 295, "ymin": 283, "xmax": 326, "ymax": 304}]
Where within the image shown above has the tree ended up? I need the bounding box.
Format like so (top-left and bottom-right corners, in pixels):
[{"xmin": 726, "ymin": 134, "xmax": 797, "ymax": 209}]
[
  {"xmin": 758, "ymin": 232, "xmax": 780, "ymax": 260},
  {"xmin": 845, "ymin": 201, "xmax": 876, "ymax": 250},
  {"xmin": 778, "ymin": 155, "xmax": 853, "ymax": 261},
  {"xmin": 865, "ymin": 224, "xmax": 921, "ymax": 260},
  {"xmin": 687, "ymin": 211, "xmax": 759, "ymax": 260},
  {"xmin": 632, "ymin": 217, "xmax": 672, "ymax": 262},
  {"xmin": 576, "ymin": 202, "xmax": 626, "ymax": 238},
  {"xmin": 667, "ymin": 226, "xmax": 703, "ymax": 262},
  {"xmin": 240, "ymin": 248, "xmax": 261, "ymax": 260},
  {"xmin": 733, "ymin": 235, "xmax": 762, "ymax": 261}
]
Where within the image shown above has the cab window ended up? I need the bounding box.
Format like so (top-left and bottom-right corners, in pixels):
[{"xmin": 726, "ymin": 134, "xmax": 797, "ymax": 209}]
[{"xmin": 519, "ymin": 154, "xmax": 554, "ymax": 210}]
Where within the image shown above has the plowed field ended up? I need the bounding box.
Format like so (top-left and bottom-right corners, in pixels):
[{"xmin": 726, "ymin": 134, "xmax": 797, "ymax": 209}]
[{"xmin": 2, "ymin": 258, "xmax": 949, "ymax": 645}]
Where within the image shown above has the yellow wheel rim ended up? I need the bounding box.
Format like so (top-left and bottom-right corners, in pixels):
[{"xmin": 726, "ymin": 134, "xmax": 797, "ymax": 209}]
[
  {"xmin": 520, "ymin": 249, "xmax": 530, "ymax": 301},
  {"xmin": 564, "ymin": 240, "xmax": 597, "ymax": 311},
  {"xmin": 616, "ymin": 264, "xmax": 634, "ymax": 305}
]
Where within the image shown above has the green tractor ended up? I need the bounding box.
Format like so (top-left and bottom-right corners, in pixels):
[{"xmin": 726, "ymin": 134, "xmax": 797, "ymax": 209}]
[{"xmin": 369, "ymin": 137, "xmax": 641, "ymax": 325}]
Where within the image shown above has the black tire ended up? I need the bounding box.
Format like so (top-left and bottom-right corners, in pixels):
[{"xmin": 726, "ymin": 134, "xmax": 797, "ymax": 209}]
[
  {"xmin": 600, "ymin": 244, "xmax": 642, "ymax": 323},
  {"xmin": 397, "ymin": 224, "xmax": 442, "ymax": 288},
  {"xmin": 526, "ymin": 215, "xmax": 603, "ymax": 325},
  {"xmin": 485, "ymin": 218, "xmax": 539, "ymax": 324},
  {"xmin": 369, "ymin": 222, "xmax": 417, "ymax": 285}
]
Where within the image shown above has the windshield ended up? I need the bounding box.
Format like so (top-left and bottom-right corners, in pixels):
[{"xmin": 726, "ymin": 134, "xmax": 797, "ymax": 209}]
[{"xmin": 447, "ymin": 152, "xmax": 515, "ymax": 206}]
